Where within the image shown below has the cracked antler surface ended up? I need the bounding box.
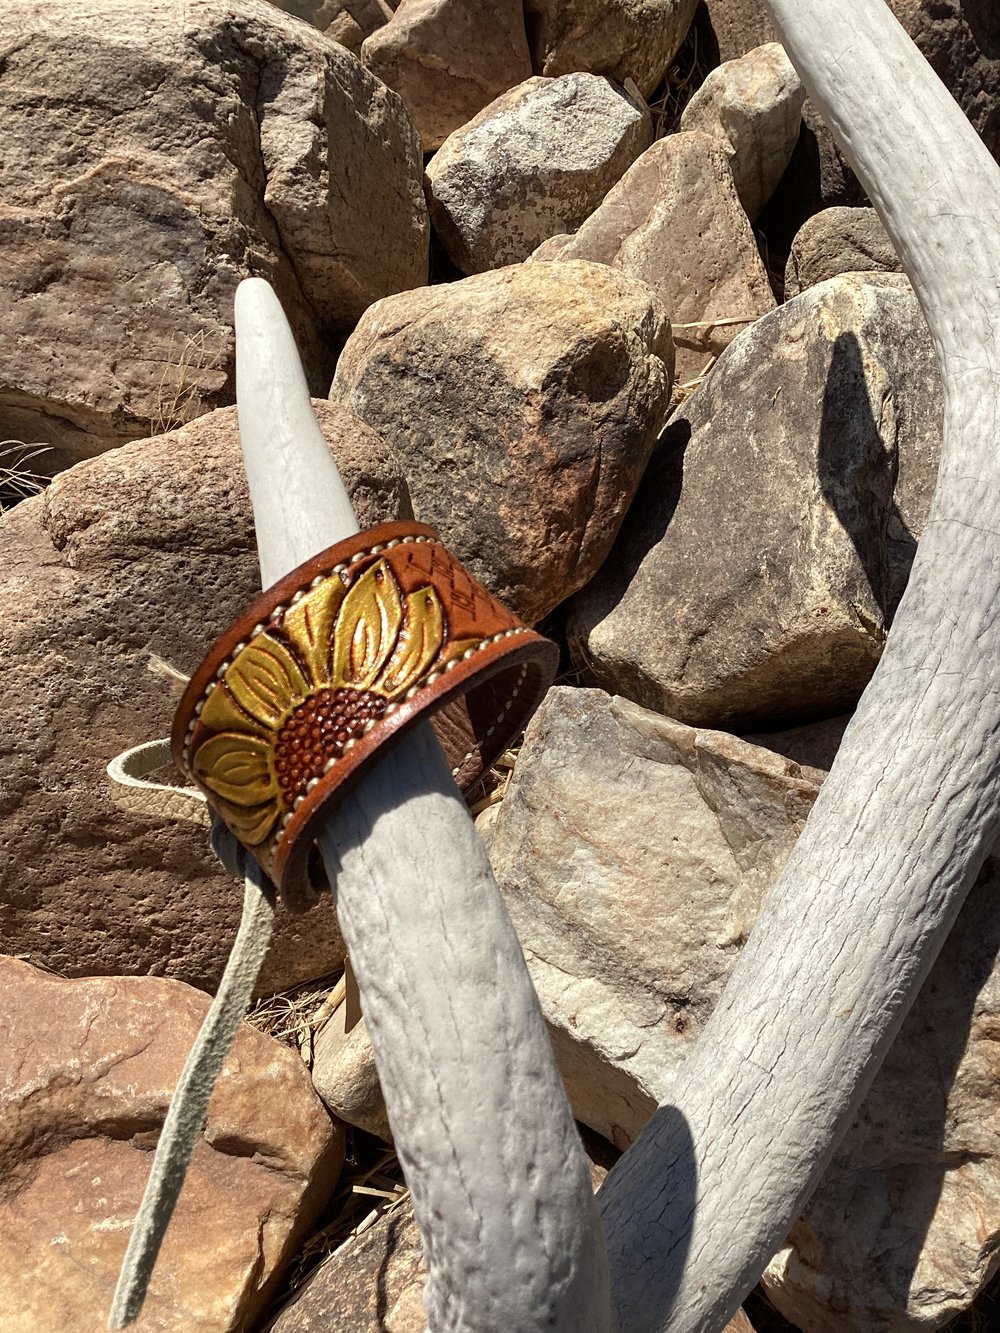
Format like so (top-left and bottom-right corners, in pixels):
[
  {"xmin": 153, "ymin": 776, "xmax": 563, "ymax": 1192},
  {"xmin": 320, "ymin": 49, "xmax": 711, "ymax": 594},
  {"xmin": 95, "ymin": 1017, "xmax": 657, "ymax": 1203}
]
[{"xmin": 597, "ymin": 2, "xmax": 1000, "ymax": 1329}]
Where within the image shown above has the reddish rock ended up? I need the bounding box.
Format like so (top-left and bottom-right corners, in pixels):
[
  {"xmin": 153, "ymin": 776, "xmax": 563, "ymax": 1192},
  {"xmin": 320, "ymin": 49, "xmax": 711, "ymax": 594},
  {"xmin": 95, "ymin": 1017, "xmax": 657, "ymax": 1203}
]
[{"xmin": 0, "ymin": 957, "xmax": 344, "ymax": 1331}]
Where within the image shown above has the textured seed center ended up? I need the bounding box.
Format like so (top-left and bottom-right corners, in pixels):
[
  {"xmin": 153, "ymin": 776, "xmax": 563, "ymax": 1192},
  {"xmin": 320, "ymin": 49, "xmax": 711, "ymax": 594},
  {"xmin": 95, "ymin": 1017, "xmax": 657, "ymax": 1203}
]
[{"xmin": 273, "ymin": 686, "xmax": 387, "ymax": 802}]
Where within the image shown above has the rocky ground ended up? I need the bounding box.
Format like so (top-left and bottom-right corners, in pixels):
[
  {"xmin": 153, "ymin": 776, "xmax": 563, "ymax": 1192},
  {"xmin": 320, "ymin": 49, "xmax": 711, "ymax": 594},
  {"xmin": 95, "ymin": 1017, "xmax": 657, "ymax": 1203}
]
[{"xmin": 2, "ymin": 0, "xmax": 1000, "ymax": 1329}]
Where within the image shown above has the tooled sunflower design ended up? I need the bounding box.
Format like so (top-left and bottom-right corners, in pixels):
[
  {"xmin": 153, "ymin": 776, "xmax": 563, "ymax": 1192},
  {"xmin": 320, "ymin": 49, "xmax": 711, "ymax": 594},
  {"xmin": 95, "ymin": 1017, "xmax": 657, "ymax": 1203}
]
[{"xmin": 190, "ymin": 556, "xmax": 480, "ymax": 854}]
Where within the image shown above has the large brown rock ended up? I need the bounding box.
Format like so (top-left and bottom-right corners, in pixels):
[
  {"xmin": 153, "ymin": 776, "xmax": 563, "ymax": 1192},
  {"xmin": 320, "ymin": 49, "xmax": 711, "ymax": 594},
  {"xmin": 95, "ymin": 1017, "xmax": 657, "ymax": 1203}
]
[
  {"xmin": 532, "ymin": 133, "xmax": 775, "ymax": 384},
  {"xmin": 568, "ymin": 272, "xmax": 942, "ymax": 729},
  {"xmin": 0, "ymin": 403, "xmax": 410, "ymax": 993},
  {"xmin": 425, "ymin": 73, "xmax": 652, "ymax": 274},
  {"xmin": 524, "ymin": 0, "xmax": 700, "ymax": 99},
  {"xmin": 679, "ymin": 43, "xmax": 805, "ymax": 220},
  {"xmin": 361, "ymin": 0, "xmax": 532, "ymax": 152},
  {"xmin": 0, "ymin": 0, "xmax": 427, "ymax": 467},
  {"xmin": 0, "ymin": 957, "xmax": 344, "ymax": 1332},
  {"xmin": 785, "ymin": 206, "xmax": 902, "ymax": 298},
  {"xmin": 330, "ymin": 260, "xmax": 674, "ymax": 624}
]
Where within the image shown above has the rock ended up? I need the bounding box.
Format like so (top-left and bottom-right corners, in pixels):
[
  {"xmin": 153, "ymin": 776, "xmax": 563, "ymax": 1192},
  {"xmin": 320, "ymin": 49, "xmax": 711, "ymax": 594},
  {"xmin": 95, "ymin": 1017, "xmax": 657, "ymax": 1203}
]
[
  {"xmin": 271, "ymin": 1199, "xmax": 426, "ymax": 1332},
  {"xmin": 0, "ymin": 0, "xmax": 427, "ymax": 466},
  {"xmin": 743, "ymin": 714, "xmax": 852, "ymax": 783},
  {"xmin": 679, "ymin": 43, "xmax": 805, "ymax": 220},
  {"xmin": 785, "ymin": 206, "xmax": 902, "ymax": 298},
  {"xmin": 312, "ymin": 1008, "xmax": 394, "ymax": 1141},
  {"xmin": 0, "ymin": 956, "xmax": 344, "ymax": 1331},
  {"xmin": 726, "ymin": 1313, "xmax": 757, "ymax": 1333},
  {"xmin": 704, "ymin": 0, "xmax": 1000, "ymax": 236},
  {"xmin": 530, "ymin": 232, "xmax": 575, "ymax": 261},
  {"xmin": 568, "ymin": 272, "xmax": 942, "ymax": 729},
  {"xmin": 0, "ymin": 402, "xmax": 410, "ymax": 993},
  {"xmin": 269, "ymin": 1, "xmax": 396, "ymax": 51},
  {"xmin": 482, "ymin": 686, "xmax": 819, "ymax": 1147},
  {"xmin": 425, "ymin": 73, "xmax": 652, "ymax": 274},
  {"xmin": 524, "ymin": 0, "xmax": 700, "ymax": 99},
  {"xmin": 531, "ymin": 133, "xmax": 775, "ymax": 384},
  {"xmin": 361, "ymin": 0, "xmax": 532, "ymax": 152},
  {"xmin": 330, "ymin": 260, "xmax": 674, "ymax": 624}
]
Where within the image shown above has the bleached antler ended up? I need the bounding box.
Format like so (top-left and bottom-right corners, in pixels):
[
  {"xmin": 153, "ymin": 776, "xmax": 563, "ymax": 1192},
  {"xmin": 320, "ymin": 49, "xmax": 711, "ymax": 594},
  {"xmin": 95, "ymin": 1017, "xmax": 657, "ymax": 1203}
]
[{"xmin": 597, "ymin": 3, "xmax": 1000, "ymax": 1329}]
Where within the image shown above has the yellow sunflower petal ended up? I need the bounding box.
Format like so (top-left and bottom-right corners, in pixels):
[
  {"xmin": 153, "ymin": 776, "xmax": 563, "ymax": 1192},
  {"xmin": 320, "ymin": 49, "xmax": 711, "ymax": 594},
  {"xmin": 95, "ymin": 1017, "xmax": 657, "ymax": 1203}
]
[
  {"xmin": 193, "ymin": 731, "xmax": 278, "ymax": 808},
  {"xmin": 213, "ymin": 796, "xmax": 282, "ymax": 848},
  {"xmin": 377, "ymin": 585, "xmax": 445, "ymax": 696},
  {"xmin": 331, "ymin": 558, "xmax": 404, "ymax": 690},
  {"xmin": 282, "ymin": 577, "xmax": 347, "ymax": 686},
  {"xmin": 199, "ymin": 682, "xmax": 270, "ymax": 738},
  {"xmin": 225, "ymin": 634, "xmax": 308, "ymax": 729}
]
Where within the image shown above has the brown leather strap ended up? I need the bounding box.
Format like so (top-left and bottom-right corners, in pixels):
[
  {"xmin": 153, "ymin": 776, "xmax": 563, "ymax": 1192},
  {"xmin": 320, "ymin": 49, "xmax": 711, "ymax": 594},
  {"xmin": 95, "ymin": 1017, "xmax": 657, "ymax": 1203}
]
[{"xmin": 171, "ymin": 521, "xmax": 558, "ymax": 911}]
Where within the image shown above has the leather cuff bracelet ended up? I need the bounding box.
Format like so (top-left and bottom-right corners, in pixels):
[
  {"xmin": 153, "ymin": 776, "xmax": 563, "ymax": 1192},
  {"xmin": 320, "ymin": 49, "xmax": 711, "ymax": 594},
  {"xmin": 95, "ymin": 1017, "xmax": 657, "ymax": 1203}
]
[{"xmin": 171, "ymin": 520, "xmax": 559, "ymax": 911}]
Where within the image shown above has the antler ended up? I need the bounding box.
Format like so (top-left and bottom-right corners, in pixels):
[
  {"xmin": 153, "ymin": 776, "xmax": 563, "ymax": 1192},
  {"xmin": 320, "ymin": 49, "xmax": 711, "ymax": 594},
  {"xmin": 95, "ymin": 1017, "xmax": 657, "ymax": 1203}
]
[{"xmin": 597, "ymin": 3, "xmax": 1000, "ymax": 1328}]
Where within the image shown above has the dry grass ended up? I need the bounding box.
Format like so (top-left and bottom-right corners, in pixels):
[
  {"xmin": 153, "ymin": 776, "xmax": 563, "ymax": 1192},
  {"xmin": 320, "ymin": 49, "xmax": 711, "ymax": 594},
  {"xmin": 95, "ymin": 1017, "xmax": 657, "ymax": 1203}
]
[
  {"xmin": 0, "ymin": 441, "xmax": 51, "ymax": 514},
  {"xmin": 246, "ymin": 968, "xmax": 347, "ymax": 1068},
  {"xmin": 671, "ymin": 354, "xmax": 718, "ymax": 411},
  {"xmin": 149, "ymin": 329, "xmax": 226, "ymax": 436},
  {"xmin": 646, "ymin": 21, "xmax": 715, "ymax": 138},
  {"xmin": 281, "ymin": 1140, "xmax": 409, "ymax": 1295},
  {"xmin": 464, "ymin": 744, "xmax": 522, "ymax": 817}
]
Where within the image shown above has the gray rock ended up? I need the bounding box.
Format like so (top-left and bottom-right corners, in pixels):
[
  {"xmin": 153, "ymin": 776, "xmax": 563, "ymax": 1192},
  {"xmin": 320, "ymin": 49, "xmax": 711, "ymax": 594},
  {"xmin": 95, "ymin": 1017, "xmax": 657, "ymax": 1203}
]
[
  {"xmin": 0, "ymin": 403, "xmax": 410, "ymax": 993},
  {"xmin": 524, "ymin": 0, "xmax": 700, "ymax": 99},
  {"xmin": 679, "ymin": 43, "xmax": 806, "ymax": 220},
  {"xmin": 785, "ymin": 206, "xmax": 902, "ymax": 297},
  {"xmin": 568, "ymin": 272, "xmax": 942, "ymax": 729},
  {"xmin": 483, "ymin": 686, "xmax": 818, "ymax": 1147},
  {"xmin": 0, "ymin": 0, "xmax": 427, "ymax": 466},
  {"xmin": 362, "ymin": 0, "xmax": 532, "ymax": 152},
  {"xmin": 312, "ymin": 1009, "xmax": 393, "ymax": 1141},
  {"xmin": 425, "ymin": 73, "xmax": 652, "ymax": 274},
  {"xmin": 330, "ymin": 260, "xmax": 674, "ymax": 625},
  {"xmin": 530, "ymin": 132, "xmax": 775, "ymax": 384}
]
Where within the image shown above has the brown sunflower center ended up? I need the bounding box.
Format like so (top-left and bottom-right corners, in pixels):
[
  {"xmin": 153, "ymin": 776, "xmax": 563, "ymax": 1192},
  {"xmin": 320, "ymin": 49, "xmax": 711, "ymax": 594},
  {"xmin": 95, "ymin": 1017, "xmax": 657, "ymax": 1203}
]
[{"xmin": 273, "ymin": 686, "xmax": 388, "ymax": 802}]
